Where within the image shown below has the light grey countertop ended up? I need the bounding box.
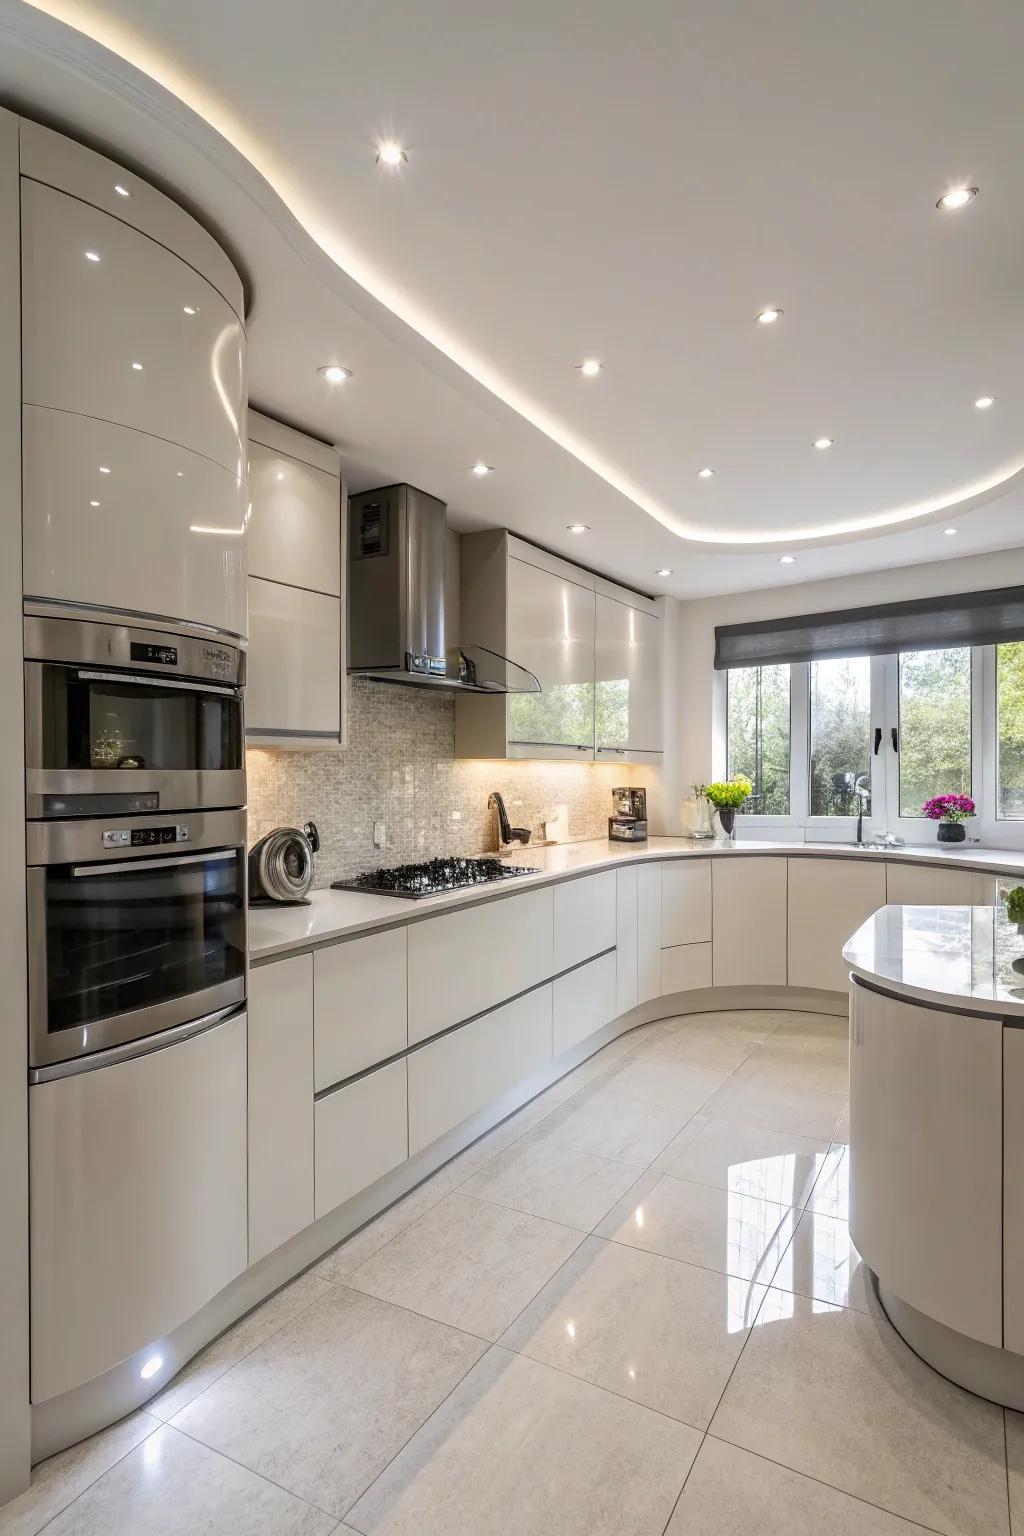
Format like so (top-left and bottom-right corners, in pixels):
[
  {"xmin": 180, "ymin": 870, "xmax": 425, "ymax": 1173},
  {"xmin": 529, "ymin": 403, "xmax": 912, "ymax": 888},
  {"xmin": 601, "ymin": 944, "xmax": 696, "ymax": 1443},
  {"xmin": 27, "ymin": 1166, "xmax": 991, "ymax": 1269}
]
[
  {"xmin": 843, "ymin": 903, "xmax": 1024, "ymax": 1019},
  {"xmin": 248, "ymin": 833, "xmax": 1024, "ymax": 964}
]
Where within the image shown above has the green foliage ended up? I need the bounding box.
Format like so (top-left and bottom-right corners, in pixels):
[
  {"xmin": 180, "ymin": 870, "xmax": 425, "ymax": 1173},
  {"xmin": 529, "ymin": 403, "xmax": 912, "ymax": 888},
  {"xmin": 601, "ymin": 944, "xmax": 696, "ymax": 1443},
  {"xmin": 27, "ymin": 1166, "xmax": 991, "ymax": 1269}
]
[
  {"xmin": 1004, "ymin": 885, "xmax": 1024, "ymax": 925},
  {"xmin": 998, "ymin": 643, "xmax": 1024, "ymax": 818},
  {"xmin": 704, "ymin": 776, "xmax": 753, "ymax": 809},
  {"xmin": 898, "ymin": 649, "xmax": 971, "ymax": 815},
  {"xmin": 726, "ymin": 665, "xmax": 791, "ymax": 815},
  {"xmin": 809, "ymin": 657, "xmax": 871, "ymax": 816}
]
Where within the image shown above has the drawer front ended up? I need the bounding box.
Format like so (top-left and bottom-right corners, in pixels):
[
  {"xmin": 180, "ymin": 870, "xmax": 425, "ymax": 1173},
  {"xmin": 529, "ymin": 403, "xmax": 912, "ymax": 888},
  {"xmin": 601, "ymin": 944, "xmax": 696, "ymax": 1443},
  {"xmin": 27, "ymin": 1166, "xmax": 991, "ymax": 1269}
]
[
  {"xmin": 246, "ymin": 578, "xmax": 341, "ymax": 737},
  {"xmin": 553, "ymin": 871, "xmax": 616, "ymax": 972},
  {"xmin": 661, "ymin": 942, "xmax": 713, "ymax": 995},
  {"xmin": 661, "ymin": 861, "xmax": 712, "ymax": 947},
  {"xmin": 22, "ymin": 181, "xmax": 246, "ymax": 476},
  {"xmin": 23, "ymin": 407, "xmax": 247, "ymax": 636},
  {"xmin": 553, "ymin": 951, "xmax": 617, "ymax": 1057},
  {"xmin": 407, "ymin": 887, "xmax": 554, "ymax": 1046},
  {"xmin": 248, "ymin": 438, "xmax": 341, "ymax": 594},
  {"xmin": 314, "ymin": 1060, "xmax": 408, "ymax": 1220},
  {"xmin": 408, "ymin": 987, "xmax": 552, "ymax": 1156},
  {"xmin": 637, "ymin": 864, "xmax": 663, "ymax": 1004},
  {"xmin": 248, "ymin": 956, "xmax": 314, "ymax": 1265},
  {"xmin": 314, "ymin": 928, "xmax": 408, "ymax": 1091}
]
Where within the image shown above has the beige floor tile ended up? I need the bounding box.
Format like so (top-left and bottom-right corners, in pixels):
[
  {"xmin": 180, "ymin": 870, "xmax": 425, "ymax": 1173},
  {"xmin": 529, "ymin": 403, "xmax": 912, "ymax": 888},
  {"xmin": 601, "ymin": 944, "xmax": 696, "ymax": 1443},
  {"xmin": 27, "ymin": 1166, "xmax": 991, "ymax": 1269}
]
[
  {"xmin": 171, "ymin": 1287, "xmax": 485, "ymax": 1518},
  {"xmin": 772, "ymin": 1210, "xmax": 875, "ymax": 1314},
  {"xmin": 667, "ymin": 1436, "xmax": 935, "ymax": 1534},
  {"xmin": 834, "ymin": 1105, "xmax": 852, "ymax": 1146},
  {"xmin": 312, "ymin": 1178, "xmax": 452, "ymax": 1282},
  {"xmin": 460, "ymin": 1135, "xmax": 639, "ymax": 1230},
  {"xmin": 0, "ymin": 1412, "xmax": 158, "ymax": 1536},
  {"xmin": 148, "ymin": 1271, "xmax": 335, "ymax": 1420},
  {"xmin": 700, "ymin": 1076, "xmax": 847, "ymax": 1141},
  {"xmin": 530, "ymin": 1076, "xmax": 693, "ymax": 1166},
  {"xmin": 345, "ymin": 1192, "xmax": 582, "ymax": 1340},
  {"xmin": 594, "ymin": 1050, "xmax": 733, "ymax": 1114},
  {"xmin": 732, "ymin": 1043, "xmax": 849, "ymax": 1095},
  {"xmin": 596, "ymin": 1171, "xmax": 795, "ymax": 1284},
  {"xmin": 711, "ymin": 1288, "xmax": 1009, "ymax": 1535},
  {"xmin": 346, "ymin": 1346, "xmax": 700, "ymax": 1536},
  {"xmin": 41, "ymin": 1425, "xmax": 336, "ymax": 1535},
  {"xmin": 804, "ymin": 1144, "xmax": 848, "ymax": 1215},
  {"xmin": 1005, "ymin": 1411, "xmax": 1024, "ymax": 1534},
  {"xmin": 649, "ymin": 1116, "xmax": 831, "ymax": 1208},
  {"xmin": 501, "ymin": 1235, "xmax": 765, "ymax": 1428}
]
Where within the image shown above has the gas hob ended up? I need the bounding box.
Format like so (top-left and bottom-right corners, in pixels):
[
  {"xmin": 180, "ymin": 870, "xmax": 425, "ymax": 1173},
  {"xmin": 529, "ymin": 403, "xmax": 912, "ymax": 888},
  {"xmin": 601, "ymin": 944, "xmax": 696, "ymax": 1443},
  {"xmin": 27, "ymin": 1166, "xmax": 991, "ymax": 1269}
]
[{"xmin": 331, "ymin": 856, "xmax": 539, "ymax": 899}]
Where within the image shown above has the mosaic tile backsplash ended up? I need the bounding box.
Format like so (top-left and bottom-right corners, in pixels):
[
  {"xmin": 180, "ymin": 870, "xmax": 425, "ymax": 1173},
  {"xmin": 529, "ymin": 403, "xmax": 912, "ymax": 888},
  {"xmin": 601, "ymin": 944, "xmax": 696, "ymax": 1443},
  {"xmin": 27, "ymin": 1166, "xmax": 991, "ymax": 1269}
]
[{"xmin": 247, "ymin": 677, "xmax": 635, "ymax": 887}]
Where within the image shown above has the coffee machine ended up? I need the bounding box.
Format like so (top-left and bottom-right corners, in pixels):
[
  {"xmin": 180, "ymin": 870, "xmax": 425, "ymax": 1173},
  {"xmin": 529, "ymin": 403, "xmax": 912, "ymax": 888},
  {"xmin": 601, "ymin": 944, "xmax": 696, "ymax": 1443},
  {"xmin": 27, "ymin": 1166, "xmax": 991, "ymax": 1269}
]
[{"xmin": 609, "ymin": 786, "xmax": 648, "ymax": 842}]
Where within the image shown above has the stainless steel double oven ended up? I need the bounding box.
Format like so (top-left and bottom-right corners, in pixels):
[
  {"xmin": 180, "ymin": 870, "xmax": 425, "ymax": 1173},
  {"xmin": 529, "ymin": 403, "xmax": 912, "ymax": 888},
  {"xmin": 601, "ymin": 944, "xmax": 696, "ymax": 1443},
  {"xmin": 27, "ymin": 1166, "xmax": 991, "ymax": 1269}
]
[{"xmin": 25, "ymin": 612, "xmax": 247, "ymax": 1077}]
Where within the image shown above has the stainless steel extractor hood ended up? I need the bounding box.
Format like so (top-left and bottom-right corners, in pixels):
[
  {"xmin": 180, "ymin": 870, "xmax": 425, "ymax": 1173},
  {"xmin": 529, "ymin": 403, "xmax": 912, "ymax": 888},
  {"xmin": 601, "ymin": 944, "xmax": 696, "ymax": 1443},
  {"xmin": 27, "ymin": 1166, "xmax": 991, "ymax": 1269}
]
[{"xmin": 347, "ymin": 484, "xmax": 539, "ymax": 694}]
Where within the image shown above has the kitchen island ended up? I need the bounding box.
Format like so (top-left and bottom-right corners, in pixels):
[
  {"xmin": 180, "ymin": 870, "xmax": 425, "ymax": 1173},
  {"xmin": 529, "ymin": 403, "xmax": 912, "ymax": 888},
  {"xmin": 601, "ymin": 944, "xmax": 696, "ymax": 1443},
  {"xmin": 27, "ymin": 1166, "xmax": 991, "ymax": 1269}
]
[{"xmin": 844, "ymin": 903, "xmax": 1024, "ymax": 1408}]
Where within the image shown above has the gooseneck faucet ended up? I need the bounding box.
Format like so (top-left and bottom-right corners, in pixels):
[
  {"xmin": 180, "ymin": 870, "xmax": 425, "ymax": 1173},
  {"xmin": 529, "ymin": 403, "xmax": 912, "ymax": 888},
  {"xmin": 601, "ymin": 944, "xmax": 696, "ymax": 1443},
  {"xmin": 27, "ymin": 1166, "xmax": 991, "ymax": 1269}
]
[
  {"xmin": 854, "ymin": 775, "xmax": 871, "ymax": 846},
  {"xmin": 488, "ymin": 791, "xmax": 531, "ymax": 849}
]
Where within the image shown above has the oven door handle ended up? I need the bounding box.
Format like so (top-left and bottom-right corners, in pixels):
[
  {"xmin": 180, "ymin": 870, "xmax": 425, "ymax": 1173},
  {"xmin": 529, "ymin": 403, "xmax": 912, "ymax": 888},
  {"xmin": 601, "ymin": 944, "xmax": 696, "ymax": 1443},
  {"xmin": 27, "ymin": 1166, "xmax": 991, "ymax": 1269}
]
[
  {"xmin": 71, "ymin": 850, "xmax": 235, "ymax": 877},
  {"xmin": 75, "ymin": 669, "xmax": 238, "ymax": 698}
]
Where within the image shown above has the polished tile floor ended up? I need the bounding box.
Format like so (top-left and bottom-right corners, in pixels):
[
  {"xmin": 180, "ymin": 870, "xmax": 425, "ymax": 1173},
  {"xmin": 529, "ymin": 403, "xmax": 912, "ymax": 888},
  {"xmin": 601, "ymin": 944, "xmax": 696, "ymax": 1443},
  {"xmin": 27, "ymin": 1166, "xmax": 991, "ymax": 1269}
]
[{"xmin": 4, "ymin": 1009, "xmax": 1018, "ymax": 1536}]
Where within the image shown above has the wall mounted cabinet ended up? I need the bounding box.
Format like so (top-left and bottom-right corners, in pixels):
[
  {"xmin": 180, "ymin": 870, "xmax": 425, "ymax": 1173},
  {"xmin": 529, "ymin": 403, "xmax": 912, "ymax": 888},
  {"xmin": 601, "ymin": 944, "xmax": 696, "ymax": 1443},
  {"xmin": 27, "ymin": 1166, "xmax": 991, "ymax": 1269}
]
[
  {"xmin": 455, "ymin": 531, "xmax": 663, "ymax": 762},
  {"xmin": 245, "ymin": 411, "xmax": 345, "ymax": 749}
]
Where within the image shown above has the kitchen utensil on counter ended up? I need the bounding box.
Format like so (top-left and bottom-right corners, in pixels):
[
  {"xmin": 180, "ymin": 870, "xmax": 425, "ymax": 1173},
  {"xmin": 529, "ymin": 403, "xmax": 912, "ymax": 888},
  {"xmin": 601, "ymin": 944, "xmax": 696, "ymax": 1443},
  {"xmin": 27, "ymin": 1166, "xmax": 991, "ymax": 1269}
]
[
  {"xmin": 609, "ymin": 786, "xmax": 648, "ymax": 842},
  {"xmin": 248, "ymin": 823, "xmax": 318, "ymax": 906}
]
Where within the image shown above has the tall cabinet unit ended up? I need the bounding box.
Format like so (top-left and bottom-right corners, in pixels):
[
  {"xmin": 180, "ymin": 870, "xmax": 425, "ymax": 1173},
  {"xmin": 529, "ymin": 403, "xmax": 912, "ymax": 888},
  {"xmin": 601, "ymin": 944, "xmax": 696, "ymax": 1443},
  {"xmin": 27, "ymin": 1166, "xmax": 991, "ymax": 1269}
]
[
  {"xmin": 18, "ymin": 120, "xmax": 247, "ymax": 638},
  {"xmin": 245, "ymin": 411, "xmax": 345, "ymax": 747},
  {"xmin": 455, "ymin": 530, "xmax": 663, "ymax": 762}
]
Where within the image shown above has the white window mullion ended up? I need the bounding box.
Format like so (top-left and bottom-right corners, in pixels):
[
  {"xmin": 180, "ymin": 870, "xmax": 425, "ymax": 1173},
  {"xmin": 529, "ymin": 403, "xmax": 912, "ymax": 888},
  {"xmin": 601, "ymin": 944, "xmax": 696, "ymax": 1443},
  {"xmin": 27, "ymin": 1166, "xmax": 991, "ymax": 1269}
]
[
  {"xmin": 790, "ymin": 661, "xmax": 809, "ymax": 826},
  {"xmin": 873, "ymin": 654, "xmax": 893, "ymax": 835}
]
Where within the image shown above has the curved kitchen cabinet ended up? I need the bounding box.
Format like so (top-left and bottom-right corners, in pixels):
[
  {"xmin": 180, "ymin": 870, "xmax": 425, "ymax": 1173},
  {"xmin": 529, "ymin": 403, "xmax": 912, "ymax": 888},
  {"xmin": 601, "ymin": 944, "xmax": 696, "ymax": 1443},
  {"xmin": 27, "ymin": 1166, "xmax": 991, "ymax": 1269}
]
[
  {"xmin": 21, "ymin": 180, "xmax": 246, "ymax": 478},
  {"xmin": 29, "ymin": 1012, "xmax": 247, "ymax": 1405}
]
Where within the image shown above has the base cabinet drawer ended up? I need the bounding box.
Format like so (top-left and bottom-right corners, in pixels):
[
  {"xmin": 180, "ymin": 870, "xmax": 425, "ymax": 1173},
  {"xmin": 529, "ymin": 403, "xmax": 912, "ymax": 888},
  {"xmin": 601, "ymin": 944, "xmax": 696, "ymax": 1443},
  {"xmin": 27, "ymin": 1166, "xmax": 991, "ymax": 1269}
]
[
  {"xmin": 408, "ymin": 987, "xmax": 552, "ymax": 1155},
  {"xmin": 553, "ymin": 952, "xmax": 617, "ymax": 1056},
  {"xmin": 408, "ymin": 887, "xmax": 554, "ymax": 1045},
  {"xmin": 314, "ymin": 1060, "xmax": 408, "ymax": 1219},
  {"xmin": 661, "ymin": 942, "xmax": 712, "ymax": 995},
  {"xmin": 661, "ymin": 861, "xmax": 712, "ymax": 947},
  {"xmin": 553, "ymin": 871, "xmax": 616, "ymax": 971},
  {"xmin": 248, "ymin": 957, "xmax": 314, "ymax": 1265},
  {"xmin": 314, "ymin": 929, "xmax": 408, "ymax": 1090}
]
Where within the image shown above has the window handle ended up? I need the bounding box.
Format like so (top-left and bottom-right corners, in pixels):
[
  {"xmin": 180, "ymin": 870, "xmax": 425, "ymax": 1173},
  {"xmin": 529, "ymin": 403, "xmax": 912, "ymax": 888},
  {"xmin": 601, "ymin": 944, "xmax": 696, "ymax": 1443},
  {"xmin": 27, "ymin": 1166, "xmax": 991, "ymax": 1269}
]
[
  {"xmin": 891, "ymin": 726, "xmax": 899, "ymax": 753},
  {"xmin": 873, "ymin": 727, "xmax": 882, "ymax": 755}
]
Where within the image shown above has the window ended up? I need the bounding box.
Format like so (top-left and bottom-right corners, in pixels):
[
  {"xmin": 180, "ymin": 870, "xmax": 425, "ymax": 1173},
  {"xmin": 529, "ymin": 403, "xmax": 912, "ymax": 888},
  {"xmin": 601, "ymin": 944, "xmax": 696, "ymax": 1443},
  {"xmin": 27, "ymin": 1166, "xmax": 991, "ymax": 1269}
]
[
  {"xmin": 809, "ymin": 657, "xmax": 871, "ymax": 817},
  {"xmin": 997, "ymin": 641, "xmax": 1024, "ymax": 819},
  {"xmin": 897, "ymin": 648, "xmax": 971, "ymax": 816},
  {"xmin": 726, "ymin": 664, "xmax": 791, "ymax": 815}
]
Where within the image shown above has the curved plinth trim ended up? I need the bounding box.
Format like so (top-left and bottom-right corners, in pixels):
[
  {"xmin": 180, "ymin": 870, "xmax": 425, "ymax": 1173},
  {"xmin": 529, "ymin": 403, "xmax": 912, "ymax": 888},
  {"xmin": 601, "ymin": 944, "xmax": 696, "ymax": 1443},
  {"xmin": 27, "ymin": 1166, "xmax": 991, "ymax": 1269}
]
[{"xmin": 878, "ymin": 1280, "xmax": 1024, "ymax": 1410}]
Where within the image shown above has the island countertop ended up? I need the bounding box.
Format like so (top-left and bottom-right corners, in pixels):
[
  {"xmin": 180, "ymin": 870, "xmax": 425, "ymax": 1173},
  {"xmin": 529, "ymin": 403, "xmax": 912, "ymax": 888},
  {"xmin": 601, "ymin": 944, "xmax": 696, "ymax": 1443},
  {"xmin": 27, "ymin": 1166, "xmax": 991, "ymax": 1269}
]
[
  {"xmin": 843, "ymin": 903, "xmax": 1024, "ymax": 1018},
  {"xmin": 248, "ymin": 833, "xmax": 1024, "ymax": 965}
]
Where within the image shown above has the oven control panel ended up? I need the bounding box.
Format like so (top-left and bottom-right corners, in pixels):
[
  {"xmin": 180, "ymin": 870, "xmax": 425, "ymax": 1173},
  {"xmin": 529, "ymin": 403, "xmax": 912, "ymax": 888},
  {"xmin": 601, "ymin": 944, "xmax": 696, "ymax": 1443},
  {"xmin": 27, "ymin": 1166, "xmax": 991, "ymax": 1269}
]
[{"xmin": 101, "ymin": 824, "xmax": 190, "ymax": 849}]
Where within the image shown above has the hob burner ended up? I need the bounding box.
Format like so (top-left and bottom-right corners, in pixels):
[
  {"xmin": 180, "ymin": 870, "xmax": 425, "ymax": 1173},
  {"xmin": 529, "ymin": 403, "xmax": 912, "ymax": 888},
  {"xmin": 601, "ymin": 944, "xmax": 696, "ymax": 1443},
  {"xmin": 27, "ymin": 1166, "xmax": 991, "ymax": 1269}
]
[{"xmin": 332, "ymin": 856, "xmax": 539, "ymax": 899}]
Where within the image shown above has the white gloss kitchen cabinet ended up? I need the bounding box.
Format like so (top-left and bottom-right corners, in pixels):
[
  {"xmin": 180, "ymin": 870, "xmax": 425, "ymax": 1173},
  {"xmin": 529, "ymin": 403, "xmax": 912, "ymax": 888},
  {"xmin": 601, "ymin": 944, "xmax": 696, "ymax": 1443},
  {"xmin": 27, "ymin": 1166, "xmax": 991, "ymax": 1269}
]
[
  {"xmin": 788, "ymin": 856, "xmax": 887, "ymax": 993},
  {"xmin": 19, "ymin": 121, "xmax": 247, "ymax": 637},
  {"xmin": 245, "ymin": 411, "xmax": 345, "ymax": 747},
  {"xmin": 455, "ymin": 530, "xmax": 663, "ymax": 762}
]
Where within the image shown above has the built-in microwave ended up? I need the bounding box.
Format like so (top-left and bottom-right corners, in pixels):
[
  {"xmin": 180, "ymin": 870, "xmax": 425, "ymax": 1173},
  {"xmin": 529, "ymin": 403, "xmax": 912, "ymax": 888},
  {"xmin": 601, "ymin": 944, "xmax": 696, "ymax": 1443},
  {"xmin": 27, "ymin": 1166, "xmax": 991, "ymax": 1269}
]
[
  {"xmin": 24, "ymin": 613, "xmax": 245, "ymax": 819},
  {"xmin": 27, "ymin": 807, "xmax": 247, "ymax": 1075}
]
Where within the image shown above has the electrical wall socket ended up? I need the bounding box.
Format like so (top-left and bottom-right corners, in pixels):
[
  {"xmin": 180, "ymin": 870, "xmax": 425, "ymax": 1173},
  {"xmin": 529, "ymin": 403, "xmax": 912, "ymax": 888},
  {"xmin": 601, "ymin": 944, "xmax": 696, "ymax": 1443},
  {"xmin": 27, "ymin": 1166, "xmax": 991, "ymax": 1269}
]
[{"xmin": 373, "ymin": 820, "xmax": 386, "ymax": 849}]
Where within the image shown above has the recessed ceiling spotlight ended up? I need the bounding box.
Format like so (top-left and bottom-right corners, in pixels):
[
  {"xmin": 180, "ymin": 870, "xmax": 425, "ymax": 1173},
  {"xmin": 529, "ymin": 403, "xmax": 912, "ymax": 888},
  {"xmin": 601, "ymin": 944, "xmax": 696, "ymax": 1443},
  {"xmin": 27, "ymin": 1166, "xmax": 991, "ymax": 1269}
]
[
  {"xmin": 944, "ymin": 527, "xmax": 958, "ymax": 536},
  {"xmin": 698, "ymin": 467, "xmax": 716, "ymax": 479},
  {"xmin": 974, "ymin": 395, "xmax": 995, "ymax": 410},
  {"xmin": 84, "ymin": 250, "xmax": 100, "ymax": 262},
  {"xmin": 812, "ymin": 437, "xmax": 834, "ymax": 450},
  {"xmin": 756, "ymin": 308, "xmax": 783, "ymax": 325},
  {"xmin": 655, "ymin": 567, "xmax": 673, "ymax": 576},
  {"xmin": 98, "ymin": 465, "xmax": 111, "ymax": 474},
  {"xmin": 317, "ymin": 365, "xmax": 352, "ymax": 383},
  {"xmin": 779, "ymin": 555, "xmax": 796, "ymax": 564},
  {"xmin": 131, "ymin": 361, "xmax": 143, "ymax": 371},
  {"xmin": 567, "ymin": 523, "xmax": 589, "ymax": 534},
  {"xmin": 937, "ymin": 186, "xmax": 978, "ymax": 211},
  {"xmin": 471, "ymin": 462, "xmax": 494, "ymax": 476},
  {"xmin": 89, "ymin": 499, "xmax": 100, "ymax": 507},
  {"xmin": 113, "ymin": 183, "xmax": 131, "ymax": 198},
  {"xmin": 183, "ymin": 305, "xmax": 198, "ymax": 316},
  {"xmin": 376, "ymin": 142, "xmax": 407, "ymax": 166},
  {"xmin": 576, "ymin": 359, "xmax": 603, "ymax": 377},
  {"xmin": 276, "ymin": 471, "xmax": 285, "ymax": 482}
]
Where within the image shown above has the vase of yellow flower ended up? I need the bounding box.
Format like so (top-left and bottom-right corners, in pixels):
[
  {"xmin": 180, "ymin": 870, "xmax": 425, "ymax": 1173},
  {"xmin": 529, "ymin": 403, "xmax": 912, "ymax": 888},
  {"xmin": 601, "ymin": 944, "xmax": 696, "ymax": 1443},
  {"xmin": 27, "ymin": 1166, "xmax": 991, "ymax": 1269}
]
[{"xmin": 702, "ymin": 776, "xmax": 753, "ymax": 839}]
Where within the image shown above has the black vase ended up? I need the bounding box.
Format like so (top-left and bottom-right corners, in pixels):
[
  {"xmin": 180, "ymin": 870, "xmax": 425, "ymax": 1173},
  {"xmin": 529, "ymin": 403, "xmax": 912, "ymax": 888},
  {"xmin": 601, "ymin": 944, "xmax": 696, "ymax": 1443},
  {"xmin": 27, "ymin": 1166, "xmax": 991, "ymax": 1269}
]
[
  {"xmin": 937, "ymin": 821, "xmax": 966, "ymax": 843},
  {"xmin": 718, "ymin": 807, "xmax": 736, "ymax": 836}
]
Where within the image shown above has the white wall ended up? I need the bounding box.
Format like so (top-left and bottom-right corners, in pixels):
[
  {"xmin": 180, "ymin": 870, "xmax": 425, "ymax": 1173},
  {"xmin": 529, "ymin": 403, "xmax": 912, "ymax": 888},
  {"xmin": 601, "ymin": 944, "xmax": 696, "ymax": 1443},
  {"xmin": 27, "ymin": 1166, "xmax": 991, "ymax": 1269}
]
[
  {"xmin": 0, "ymin": 107, "xmax": 30, "ymax": 1502},
  {"xmin": 649, "ymin": 546, "xmax": 1024, "ymax": 835}
]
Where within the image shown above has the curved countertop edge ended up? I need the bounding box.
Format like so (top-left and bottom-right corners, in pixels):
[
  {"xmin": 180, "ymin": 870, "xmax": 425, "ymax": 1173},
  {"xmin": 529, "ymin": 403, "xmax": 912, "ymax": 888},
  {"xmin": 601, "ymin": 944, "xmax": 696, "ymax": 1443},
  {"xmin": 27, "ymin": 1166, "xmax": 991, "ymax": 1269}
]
[
  {"xmin": 249, "ymin": 833, "xmax": 1024, "ymax": 964},
  {"xmin": 843, "ymin": 903, "xmax": 1024, "ymax": 1020}
]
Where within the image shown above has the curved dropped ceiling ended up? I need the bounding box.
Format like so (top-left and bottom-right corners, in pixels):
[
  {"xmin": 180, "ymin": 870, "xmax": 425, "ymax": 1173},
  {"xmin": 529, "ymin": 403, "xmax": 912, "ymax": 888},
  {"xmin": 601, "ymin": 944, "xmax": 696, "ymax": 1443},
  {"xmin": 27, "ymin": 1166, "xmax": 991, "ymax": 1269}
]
[{"xmin": 18, "ymin": 0, "xmax": 1024, "ymax": 551}]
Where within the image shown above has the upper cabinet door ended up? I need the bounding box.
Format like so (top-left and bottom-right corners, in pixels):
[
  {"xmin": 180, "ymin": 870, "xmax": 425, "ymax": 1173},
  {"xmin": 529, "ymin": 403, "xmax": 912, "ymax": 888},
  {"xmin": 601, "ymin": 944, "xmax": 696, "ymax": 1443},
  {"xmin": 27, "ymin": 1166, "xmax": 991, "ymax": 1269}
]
[
  {"xmin": 247, "ymin": 439, "xmax": 341, "ymax": 595},
  {"xmin": 21, "ymin": 181, "xmax": 245, "ymax": 477},
  {"xmin": 595, "ymin": 594, "xmax": 663, "ymax": 755},
  {"xmin": 506, "ymin": 557, "xmax": 596, "ymax": 751}
]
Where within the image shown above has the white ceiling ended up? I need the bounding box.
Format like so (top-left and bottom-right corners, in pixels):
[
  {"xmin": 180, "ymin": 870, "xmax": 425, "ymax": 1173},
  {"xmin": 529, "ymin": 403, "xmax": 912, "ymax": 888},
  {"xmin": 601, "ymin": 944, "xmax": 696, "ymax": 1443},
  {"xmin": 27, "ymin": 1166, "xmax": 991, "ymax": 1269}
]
[{"xmin": 2, "ymin": 0, "xmax": 1023, "ymax": 596}]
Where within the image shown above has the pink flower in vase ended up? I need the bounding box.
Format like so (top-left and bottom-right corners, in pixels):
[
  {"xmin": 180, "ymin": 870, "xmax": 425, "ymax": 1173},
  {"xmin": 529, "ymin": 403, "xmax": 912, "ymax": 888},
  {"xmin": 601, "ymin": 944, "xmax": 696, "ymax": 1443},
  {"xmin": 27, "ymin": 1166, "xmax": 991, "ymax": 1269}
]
[{"xmin": 921, "ymin": 793, "xmax": 976, "ymax": 823}]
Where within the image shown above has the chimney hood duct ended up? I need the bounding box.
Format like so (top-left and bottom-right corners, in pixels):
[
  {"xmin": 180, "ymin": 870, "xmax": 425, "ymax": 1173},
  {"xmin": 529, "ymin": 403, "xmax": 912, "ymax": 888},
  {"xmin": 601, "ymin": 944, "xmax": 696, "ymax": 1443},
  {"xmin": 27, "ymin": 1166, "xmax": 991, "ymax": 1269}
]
[{"xmin": 347, "ymin": 484, "xmax": 540, "ymax": 695}]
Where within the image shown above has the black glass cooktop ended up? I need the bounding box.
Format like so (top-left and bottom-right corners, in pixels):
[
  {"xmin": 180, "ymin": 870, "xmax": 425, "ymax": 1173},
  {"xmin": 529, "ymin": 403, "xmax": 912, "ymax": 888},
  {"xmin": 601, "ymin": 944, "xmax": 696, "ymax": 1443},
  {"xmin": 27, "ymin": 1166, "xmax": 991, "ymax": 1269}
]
[{"xmin": 332, "ymin": 856, "xmax": 539, "ymax": 899}]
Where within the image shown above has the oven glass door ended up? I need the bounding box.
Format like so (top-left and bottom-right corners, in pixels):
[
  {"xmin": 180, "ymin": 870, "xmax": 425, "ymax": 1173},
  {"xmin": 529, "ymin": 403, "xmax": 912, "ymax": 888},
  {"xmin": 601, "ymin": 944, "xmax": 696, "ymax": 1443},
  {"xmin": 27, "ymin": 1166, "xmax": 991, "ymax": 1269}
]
[
  {"xmin": 34, "ymin": 846, "xmax": 246, "ymax": 1065},
  {"xmin": 39, "ymin": 665, "xmax": 242, "ymax": 772}
]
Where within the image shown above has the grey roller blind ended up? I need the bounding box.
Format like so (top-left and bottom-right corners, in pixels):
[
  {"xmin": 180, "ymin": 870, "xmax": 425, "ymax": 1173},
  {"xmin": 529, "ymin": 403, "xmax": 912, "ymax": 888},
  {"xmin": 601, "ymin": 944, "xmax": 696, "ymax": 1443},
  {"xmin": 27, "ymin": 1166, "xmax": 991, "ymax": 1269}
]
[{"xmin": 714, "ymin": 585, "xmax": 1024, "ymax": 670}]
